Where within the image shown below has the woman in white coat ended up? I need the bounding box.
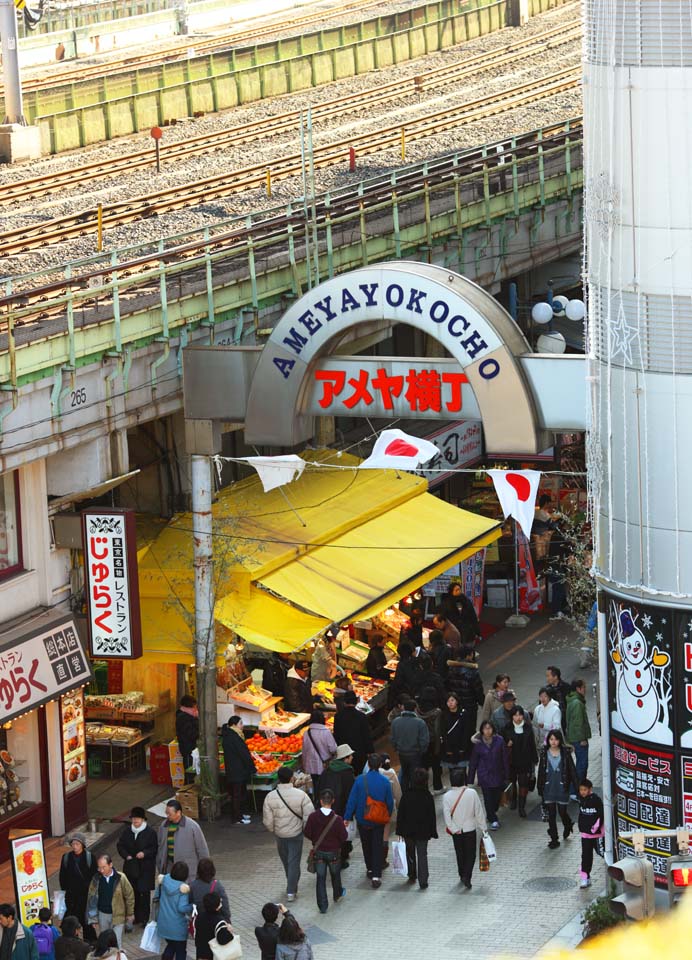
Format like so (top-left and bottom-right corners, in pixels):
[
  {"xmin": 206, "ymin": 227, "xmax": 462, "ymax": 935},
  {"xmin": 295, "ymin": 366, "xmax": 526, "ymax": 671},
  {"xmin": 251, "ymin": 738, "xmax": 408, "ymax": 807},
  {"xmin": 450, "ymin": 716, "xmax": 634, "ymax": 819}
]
[{"xmin": 533, "ymin": 687, "xmax": 562, "ymax": 746}]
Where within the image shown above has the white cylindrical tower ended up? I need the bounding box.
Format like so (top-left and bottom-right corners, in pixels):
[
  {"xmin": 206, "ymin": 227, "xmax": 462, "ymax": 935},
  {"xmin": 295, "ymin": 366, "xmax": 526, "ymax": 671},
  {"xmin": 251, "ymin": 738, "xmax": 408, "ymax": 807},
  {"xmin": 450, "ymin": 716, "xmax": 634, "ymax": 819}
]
[{"xmin": 585, "ymin": 0, "xmax": 692, "ymax": 885}]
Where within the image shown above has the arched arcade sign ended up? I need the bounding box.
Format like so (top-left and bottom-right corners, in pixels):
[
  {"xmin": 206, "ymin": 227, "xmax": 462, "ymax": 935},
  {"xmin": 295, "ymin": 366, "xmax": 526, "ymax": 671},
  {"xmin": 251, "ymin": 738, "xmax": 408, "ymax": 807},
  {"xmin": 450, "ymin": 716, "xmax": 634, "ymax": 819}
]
[{"xmin": 245, "ymin": 262, "xmax": 547, "ymax": 454}]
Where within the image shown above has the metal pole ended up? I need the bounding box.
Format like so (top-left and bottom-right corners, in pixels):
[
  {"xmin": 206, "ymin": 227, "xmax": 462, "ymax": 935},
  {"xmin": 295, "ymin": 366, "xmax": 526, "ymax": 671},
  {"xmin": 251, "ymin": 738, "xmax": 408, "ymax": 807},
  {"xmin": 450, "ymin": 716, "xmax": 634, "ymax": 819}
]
[
  {"xmin": 299, "ymin": 112, "xmax": 312, "ymax": 290},
  {"xmin": 0, "ymin": 0, "xmax": 26, "ymax": 124},
  {"xmin": 307, "ymin": 106, "xmax": 319, "ymax": 286},
  {"xmin": 192, "ymin": 454, "xmax": 220, "ymax": 811},
  {"xmin": 514, "ymin": 519, "xmax": 520, "ymax": 616},
  {"xmin": 597, "ymin": 599, "xmax": 615, "ymax": 866}
]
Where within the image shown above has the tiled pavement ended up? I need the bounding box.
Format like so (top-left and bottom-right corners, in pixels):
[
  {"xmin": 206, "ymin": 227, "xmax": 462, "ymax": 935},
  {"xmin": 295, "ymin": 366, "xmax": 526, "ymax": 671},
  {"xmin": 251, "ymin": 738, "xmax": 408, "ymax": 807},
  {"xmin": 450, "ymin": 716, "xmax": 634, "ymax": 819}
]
[{"xmin": 106, "ymin": 613, "xmax": 603, "ymax": 960}]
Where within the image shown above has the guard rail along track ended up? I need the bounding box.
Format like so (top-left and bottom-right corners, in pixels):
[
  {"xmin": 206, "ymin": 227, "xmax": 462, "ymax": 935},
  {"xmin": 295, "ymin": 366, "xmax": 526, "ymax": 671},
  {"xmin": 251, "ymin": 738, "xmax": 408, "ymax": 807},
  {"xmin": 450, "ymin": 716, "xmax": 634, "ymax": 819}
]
[
  {"xmin": 0, "ymin": 118, "xmax": 584, "ymax": 384},
  {"xmin": 0, "ymin": 64, "xmax": 581, "ymax": 257},
  {"xmin": 1, "ymin": 14, "xmax": 581, "ymax": 210}
]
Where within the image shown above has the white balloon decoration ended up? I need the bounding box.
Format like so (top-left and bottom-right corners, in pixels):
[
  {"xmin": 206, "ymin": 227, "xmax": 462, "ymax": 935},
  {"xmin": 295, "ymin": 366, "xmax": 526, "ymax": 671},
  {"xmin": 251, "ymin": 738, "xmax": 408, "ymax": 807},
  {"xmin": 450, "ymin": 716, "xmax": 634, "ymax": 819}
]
[
  {"xmin": 531, "ymin": 302, "xmax": 554, "ymax": 325},
  {"xmin": 537, "ymin": 331, "xmax": 567, "ymax": 354},
  {"xmin": 565, "ymin": 299, "xmax": 586, "ymax": 322},
  {"xmin": 552, "ymin": 295, "xmax": 569, "ymax": 314}
]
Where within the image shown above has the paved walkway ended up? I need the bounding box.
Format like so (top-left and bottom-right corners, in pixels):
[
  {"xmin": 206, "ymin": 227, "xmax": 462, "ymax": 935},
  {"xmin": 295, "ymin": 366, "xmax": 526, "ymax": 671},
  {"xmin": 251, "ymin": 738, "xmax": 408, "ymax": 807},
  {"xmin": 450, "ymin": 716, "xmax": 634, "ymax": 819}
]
[{"xmin": 102, "ymin": 612, "xmax": 604, "ymax": 960}]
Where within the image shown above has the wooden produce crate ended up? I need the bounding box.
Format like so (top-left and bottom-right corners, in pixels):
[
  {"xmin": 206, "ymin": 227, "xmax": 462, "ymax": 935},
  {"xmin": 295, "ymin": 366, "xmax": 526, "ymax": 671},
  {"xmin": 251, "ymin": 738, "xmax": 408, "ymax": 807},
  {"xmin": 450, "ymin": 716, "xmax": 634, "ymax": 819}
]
[
  {"xmin": 85, "ymin": 706, "xmax": 122, "ymax": 721},
  {"xmin": 176, "ymin": 785, "xmax": 200, "ymax": 819}
]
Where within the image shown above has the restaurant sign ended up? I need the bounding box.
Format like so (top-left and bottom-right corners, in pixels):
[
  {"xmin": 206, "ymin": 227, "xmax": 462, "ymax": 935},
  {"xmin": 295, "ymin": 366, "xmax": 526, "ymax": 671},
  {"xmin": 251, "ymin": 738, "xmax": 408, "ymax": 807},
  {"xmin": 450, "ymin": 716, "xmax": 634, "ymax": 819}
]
[
  {"xmin": 82, "ymin": 509, "xmax": 142, "ymax": 659},
  {"xmin": 0, "ymin": 617, "xmax": 91, "ymax": 724}
]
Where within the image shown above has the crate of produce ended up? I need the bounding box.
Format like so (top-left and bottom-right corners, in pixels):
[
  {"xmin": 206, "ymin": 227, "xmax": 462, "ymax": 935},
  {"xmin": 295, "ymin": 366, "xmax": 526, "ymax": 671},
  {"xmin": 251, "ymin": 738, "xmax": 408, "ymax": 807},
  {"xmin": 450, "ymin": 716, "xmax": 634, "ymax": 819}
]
[
  {"xmin": 228, "ymin": 677, "xmax": 277, "ymax": 711},
  {"xmin": 246, "ymin": 732, "xmax": 303, "ymax": 757},
  {"xmin": 85, "ymin": 706, "xmax": 121, "ymax": 721},
  {"xmin": 122, "ymin": 705, "xmax": 157, "ymax": 724},
  {"xmin": 252, "ymin": 756, "xmax": 298, "ymax": 779}
]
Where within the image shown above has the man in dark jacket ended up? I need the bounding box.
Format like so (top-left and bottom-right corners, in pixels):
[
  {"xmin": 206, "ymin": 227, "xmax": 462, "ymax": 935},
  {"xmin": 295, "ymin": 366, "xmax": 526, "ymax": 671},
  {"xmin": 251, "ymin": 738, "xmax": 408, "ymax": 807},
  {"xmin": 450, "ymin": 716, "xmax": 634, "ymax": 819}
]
[
  {"xmin": 262, "ymin": 655, "xmax": 287, "ymax": 698},
  {"xmin": 391, "ymin": 643, "xmax": 423, "ymax": 703},
  {"xmin": 221, "ymin": 717, "xmax": 257, "ymax": 824},
  {"xmin": 391, "ymin": 700, "xmax": 430, "ymax": 790},
  {"xmin": 175, "ymin": 695, "xmax": 199, "ymax": 785},
  {"xmin": 115, "ymin": 807, "xmax": 158, "ymax": 925},
  {"xmin": 0, "ymin": 905, "xmax": 38, "ymax": 960},
  {"xmin": 254, "ymin": 903, "xmax": 289, "ymax": 960},
  {"xmin": 545, "ymin": 666, "xmax": 571, "ymax": 730},
  {"xmin": 283, "ymin": 661, "xmax": 315, "ymax": 714},
  {"xmin": 318, "ymin": 744, "xmax": 356, "ymax": 868},
  {"xmin": 411, "ymin": 656, "xmax": 446, "ymax": 708},
  {"xmin": 428, "ymin": 630, "xmax": 451, "ymax": 679},
  {"xmin": 333, "ymin": 692, "xmax": 373, "ymax": 775},
  {"xmin": 447, "ymin": 647, "xmax": 484, "ymax": 753},
  {"xmin": 365, "ymin": 636, "xmax": 388, "ymax": 680},
  {"xmin": 432, "ymin": 611, "xmax": 461, "ymax": 656}
]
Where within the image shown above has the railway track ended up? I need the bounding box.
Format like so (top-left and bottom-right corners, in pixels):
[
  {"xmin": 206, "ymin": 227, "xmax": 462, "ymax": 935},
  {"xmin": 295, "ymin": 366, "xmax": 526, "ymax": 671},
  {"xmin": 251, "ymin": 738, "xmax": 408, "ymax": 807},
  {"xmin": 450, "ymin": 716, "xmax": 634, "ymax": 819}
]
[
  {"xmin": 9, "ymin": 0, "xmax": 408, "ymax": 94},
  {"xmin": 0, "ymin": 18, "xmax": 581, "ymax": 213},
  {"xmin": 0, "ymin": 120, "xmax": 583, "ymax": 337},
  {"xmin": 0, "ymin": 65, "xmax": 580, "ymax": 257}
]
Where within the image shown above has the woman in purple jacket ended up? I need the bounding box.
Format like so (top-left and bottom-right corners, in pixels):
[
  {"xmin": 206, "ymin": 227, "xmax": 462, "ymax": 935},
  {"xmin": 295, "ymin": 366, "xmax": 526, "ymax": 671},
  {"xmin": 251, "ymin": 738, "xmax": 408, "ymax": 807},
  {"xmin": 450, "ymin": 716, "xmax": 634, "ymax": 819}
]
[
  {"xmin": 468, "ymin": 720, "xmax": 510, "ymax": 830},
  {"xmin": 301, "ymin": 710, "xmax": 337, "ymax": 808}
]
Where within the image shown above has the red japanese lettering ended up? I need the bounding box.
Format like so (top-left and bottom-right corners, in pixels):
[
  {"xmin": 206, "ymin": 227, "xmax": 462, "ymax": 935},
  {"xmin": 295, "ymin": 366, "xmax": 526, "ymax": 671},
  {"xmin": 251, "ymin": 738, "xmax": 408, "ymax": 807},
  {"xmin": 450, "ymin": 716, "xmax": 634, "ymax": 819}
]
[
  {"xmin": 92, "ymin": 585, "xmax": 111, "ymax": 608},
  {"xmin": 686, "ymin": 642, "xmax": 692, "ymax": 673},
  {"xmin": 314, "ymin": 370, "xmax": 346, "ymax": 409},
  {"xmin": 94, "ymin": 610, "xmax": 113, "ymax": 634},
  {"xmin": 343, "ymin": 370, "xmax": 374, "ymax": 409},
  {"xmin": 89, "ymin": 536, "xmax": 109, "ymax": 560},
  {"xmin": 90, "ymin": 562, "xmax": 110, "ymax": 582},
  {"xmin": 441, "ymin": 372, "xmax": 468, "ymax": 412},
  {"xmin": 405, "ymin": 369, "xmax": 441, "ymax": 412},
  {"xmin": 371, "ymin": 368, "xmax": 404, "ymax": 410}
]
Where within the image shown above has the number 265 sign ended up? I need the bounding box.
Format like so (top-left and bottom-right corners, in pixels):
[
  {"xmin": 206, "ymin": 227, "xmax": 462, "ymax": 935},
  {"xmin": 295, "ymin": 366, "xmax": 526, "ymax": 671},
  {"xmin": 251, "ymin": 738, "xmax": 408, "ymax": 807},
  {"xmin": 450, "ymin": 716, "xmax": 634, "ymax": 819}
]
[{"xmin": 82, "ymin": 509, "xmax": 142, "ymax": 659}]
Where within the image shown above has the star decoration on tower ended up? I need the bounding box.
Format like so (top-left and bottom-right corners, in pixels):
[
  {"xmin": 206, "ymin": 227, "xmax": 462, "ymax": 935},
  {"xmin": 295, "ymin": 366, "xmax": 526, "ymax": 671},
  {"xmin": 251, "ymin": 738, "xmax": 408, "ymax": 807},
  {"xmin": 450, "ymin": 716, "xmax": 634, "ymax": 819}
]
[{"xmin": 609, "ymin": 301, "xmax": 639, "ymax": 366}]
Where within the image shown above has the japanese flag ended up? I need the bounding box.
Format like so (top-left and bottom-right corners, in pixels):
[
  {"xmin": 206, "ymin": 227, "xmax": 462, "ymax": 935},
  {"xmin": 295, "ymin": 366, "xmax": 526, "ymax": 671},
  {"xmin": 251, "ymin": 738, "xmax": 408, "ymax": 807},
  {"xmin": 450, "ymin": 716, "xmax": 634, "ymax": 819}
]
[
  {"xmin": 240, "ymin": 455, "xmax": 306, "ymax": 492},
  {"xmin": 360, "ymin": 429, "xmax": 439, "ymax": 471},
  {"xmin": 487, "ymin": 469, "xmax": 541, "ymax": 539}
]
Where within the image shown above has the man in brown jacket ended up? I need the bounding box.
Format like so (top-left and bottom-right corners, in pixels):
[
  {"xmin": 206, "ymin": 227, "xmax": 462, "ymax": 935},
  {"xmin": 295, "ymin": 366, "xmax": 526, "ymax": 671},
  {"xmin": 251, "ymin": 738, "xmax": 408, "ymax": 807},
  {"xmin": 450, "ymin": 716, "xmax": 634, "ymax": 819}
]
[{"xmin": 262, "ymin": 766, "xmax": 314, "ymax": 902}]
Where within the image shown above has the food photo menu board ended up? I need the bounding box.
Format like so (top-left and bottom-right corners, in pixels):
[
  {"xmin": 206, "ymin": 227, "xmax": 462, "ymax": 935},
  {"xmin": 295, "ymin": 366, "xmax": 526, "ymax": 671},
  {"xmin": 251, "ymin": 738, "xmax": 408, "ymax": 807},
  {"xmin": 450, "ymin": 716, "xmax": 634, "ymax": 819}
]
[{"xmin": 61, "ymin": 689, "xmax": 86, "ymax": 794}]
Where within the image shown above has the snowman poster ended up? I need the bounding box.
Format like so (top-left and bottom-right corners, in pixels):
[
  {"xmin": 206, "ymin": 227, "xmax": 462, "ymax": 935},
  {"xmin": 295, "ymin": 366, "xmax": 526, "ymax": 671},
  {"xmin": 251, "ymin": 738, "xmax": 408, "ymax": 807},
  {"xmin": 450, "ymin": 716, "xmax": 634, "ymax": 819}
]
[{"xmin": 607, "ymin": 598, "xmax": 674, "ymax": 746}]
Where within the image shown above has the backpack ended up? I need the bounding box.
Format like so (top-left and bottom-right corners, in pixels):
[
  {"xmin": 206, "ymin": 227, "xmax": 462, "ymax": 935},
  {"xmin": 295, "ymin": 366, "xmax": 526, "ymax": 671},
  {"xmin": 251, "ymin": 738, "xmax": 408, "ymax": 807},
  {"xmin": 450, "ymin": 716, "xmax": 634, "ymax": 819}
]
[{"xmin": 33, "ymin": 923, "xmax": 54, "ymax": 957}]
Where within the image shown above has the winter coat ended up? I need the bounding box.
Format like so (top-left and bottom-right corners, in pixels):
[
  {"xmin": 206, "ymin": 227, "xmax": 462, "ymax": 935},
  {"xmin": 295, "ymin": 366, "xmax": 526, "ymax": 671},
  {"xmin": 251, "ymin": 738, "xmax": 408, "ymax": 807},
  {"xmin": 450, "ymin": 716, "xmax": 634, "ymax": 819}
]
[
  {"xmin": 154, "ymin": 874, "xmax": 191, "ymax": 942},
  {"xmin": 468, "ymin": 735, "xmax": 510, "ymax": 788},
  {"xmin": 221, "ymin": 725, "xmax": 257, "ymax": 784},
  {"xmin": 59, "ymin": 850, "xmax": 97, "ymax": 927},
  {"xmin": 502, "ymin": 723, "xmax": 538, "ymax": 774},
  {"xmin": 391, "ymin": 711, "xmax": 429, "ymax": 755},
  {"xmin": 546, "ymin": 679, "xmax": 571, "ymax": 724},
  {"xmin": 54, "ymin": 937, "xmax": 90, "ymax": 960},
  {"xmin": 537, "ymin": 745, "xmax": 579, "ymax": 800},
  {"xmin": 86, "ymin": 869, "xmax": 135, "ymax": 926},
  {"xmin": 301, "ymin": 723, "xmax": 337, "ymax": 776},
  {"xmin": 155, "ymin": 815, "xmax": 210, "ymax": 876},
  {"xmin": 395, "ymin": 786, "xmax": 438, "ymax": 841},
  {"xmin": 443, "ymin": 785, "xmax": 487, "ymax": 834},
  {"xmin": 565, "ymin": 691, "xmax": 592, "ymax": 743},
  {"xmin": 492, "ymin": 702, "xmax": 527, "ymax": 732},
  {"xmin": 579, "ymin": 791, "xmax": 605, "ymax": 839},
  {"xmin": 430, "ymin": 642, "xmax": 451, "ymax": 679},
  {"xmin": 344, "ymin": 770, "xmax": 393, "ymax": 825},
  {"xmin": 391, "ymin": 656, "xmax": 423, "ymax": 699},
  {"xmin": 365, "ymin": 646, "xmax": 388, "ymax": 680},
  {"xmin": 441, "ymin": 708, "xmax": 467, "ymax": 765},
  {"xmin": 447, "ymin": 660, "xmax": 484, "ymax": 712},
  {"xmin": 304, "ymin": 810, "xmax": 348, "ymax": 853},
  {"xmin": 417, "ymin": 706, "xmax": 442, "ymax": 758},
  {"xmin": 0, "ymin": 925, "xmax": 38, "ymax": 960},
  {"xmin": 275, "ymin": 942, "xmax": 313, "ymax": 960},
  {"xmin": 283, "ymin": 668, "xmax": 314, "ymax": 714},
  {"xmin": 255, "ymin": 921, "xmax": 280, "ymax": 960},
  {"xmin": 532, "ymin": 699, "xmax": 562, "ymax": 744},
  {"xmin": 318, "ymin": 759, "xmax": 355, "ymax": 816},
  {"xmin": 262, "ymin": 658, "xmax": 287, "ymax": 697},
  {"xmin": 311, "ymin": 642, "xmax": 337, "ymax": 682},
  {"xmin": 190, "ymin": 877, "xmax": 230, "ymax": 921},
  {"xmin": 380, "ymin": 767, "xmax": 402, "ymax": 818},
  {"xmin": 480, "ymin": 686, "xmax": 517, "ymax": 725},
  {"xmin": 411, "ymin": 670, "xmax": 447, "ymax": 708},
  {"xmin": 440, "ymin": 590, "xmax": 480, "ymax": 646},
  {"xmin": 195, "ymin": 910, "xmax": 226, "ymax": 960},
  {"xmin": 175, "ymin": 709, "xmax": 198, "ymax": 761},
  {"xmin": 262, "ymin": 783, "xmax": 314, "ymax": 839},
  {"xmin": 116, "ymin": 823, "xmax": 158, "ymax": 893},
  {"xmin": 333, "ymin": 707, "xmax": 373, "ymax": 758}
]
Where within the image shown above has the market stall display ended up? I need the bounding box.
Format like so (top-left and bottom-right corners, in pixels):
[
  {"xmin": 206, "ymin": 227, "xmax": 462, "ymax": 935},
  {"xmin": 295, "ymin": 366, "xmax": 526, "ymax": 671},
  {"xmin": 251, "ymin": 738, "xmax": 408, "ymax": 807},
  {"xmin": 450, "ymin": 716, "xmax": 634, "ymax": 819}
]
[{"xmin": 85, "ymin": 723, "xmax": 149, "ymax": 778}]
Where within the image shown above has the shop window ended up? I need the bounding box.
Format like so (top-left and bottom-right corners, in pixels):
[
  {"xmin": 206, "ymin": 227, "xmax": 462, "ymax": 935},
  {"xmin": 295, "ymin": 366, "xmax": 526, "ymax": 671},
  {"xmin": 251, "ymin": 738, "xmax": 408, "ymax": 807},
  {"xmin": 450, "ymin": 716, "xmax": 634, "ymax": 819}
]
[
  {"xmin": 0, "ymin": 711, "xmax": 41, "ymax": 818},
  {"xmin": 0, "ymin": 472, "xmax": 22, "ymax": 581}
]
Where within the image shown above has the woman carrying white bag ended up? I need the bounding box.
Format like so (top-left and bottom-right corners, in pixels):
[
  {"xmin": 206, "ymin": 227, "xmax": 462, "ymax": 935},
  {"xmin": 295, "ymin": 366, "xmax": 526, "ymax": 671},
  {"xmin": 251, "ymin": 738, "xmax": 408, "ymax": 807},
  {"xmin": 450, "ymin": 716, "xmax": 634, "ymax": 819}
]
[{"xmin": 442, "ymin": 769, "xmax": 490, "ymax": 889}]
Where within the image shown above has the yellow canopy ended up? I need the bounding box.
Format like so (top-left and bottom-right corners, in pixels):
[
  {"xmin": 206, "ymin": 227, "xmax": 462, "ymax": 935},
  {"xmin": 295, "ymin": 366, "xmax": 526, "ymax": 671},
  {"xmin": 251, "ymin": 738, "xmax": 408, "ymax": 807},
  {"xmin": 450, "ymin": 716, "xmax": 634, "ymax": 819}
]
[
  {"xmin": 215, "ymin": 589, "xmax": 331, "ymax": 653},
  {"xmin": 259, "ymin": 494, "xmax": 500, "ymax": 623}
]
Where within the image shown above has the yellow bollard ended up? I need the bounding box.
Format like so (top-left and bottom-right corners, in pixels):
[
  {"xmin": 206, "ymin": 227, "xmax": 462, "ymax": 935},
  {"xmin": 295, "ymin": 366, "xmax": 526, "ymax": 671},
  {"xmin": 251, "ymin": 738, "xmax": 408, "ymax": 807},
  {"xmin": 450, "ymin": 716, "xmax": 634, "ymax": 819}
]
[
  {"xmin": 97, "ymin": 204, "xmax": 103, "ymax": 252},
  {"xmin": 266, "ymin": 170, "xmax": 272, "ymax": 198}
]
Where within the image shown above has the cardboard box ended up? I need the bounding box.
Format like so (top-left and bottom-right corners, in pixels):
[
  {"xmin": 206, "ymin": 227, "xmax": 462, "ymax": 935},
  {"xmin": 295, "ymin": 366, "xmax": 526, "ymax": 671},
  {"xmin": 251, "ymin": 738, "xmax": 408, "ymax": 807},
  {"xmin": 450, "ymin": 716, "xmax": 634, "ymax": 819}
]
[
  {"xmin": 169, "ymin": 759, "xmax": 185, "ymax": 788},
  {"xmin": 176, "ymin": 785, "xmax": 200, "ymax": 820},
  {"xmin": 168, "ymin": 740, "xmax": 182, "ymax": 761}
]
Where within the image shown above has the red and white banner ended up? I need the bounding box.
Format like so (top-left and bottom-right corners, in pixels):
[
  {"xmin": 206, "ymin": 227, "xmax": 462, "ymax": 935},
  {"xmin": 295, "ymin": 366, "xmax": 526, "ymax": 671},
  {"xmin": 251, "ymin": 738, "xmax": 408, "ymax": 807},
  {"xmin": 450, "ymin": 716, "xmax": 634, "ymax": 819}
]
[
  {"xmin": 360, "ymin": 429, "xmax": 439, "ymax": 471},
  {"xmin": 517, "ymin": 531, "xmax": 542, "ymax": 614},
  {"xmin": 487, "ymin": 469, "xmax": 541, "ymax": 539}
]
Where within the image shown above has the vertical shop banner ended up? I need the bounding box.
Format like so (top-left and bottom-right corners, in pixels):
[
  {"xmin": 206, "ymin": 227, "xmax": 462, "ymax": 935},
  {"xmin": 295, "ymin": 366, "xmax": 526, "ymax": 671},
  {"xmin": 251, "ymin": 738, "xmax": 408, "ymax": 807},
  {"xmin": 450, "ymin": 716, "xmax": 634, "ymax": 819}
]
[
  {"xmin": 82, "ymin": 509, "xmax": 142, "ymax": 659},
  {"xmin": 517, "ymin": 530, "xmax": 542, "ymax": 614},
  {"xmin": 10, "ymin": 832, "xmax": 49, "ymax": 925},
  {"xmin": 606, "ymin": 597, "xmax": 674, "ymax": 745},
  {"xmin": 611, "ymin": 736, "xmax": 675, "ymax": 884},
  {"xmin": 461, "ymin": 549, "xmax": 486, "ymax": 619},
  {"xmin": 61, "ymin": 689, "xmax": 86, "ymax": 795}
]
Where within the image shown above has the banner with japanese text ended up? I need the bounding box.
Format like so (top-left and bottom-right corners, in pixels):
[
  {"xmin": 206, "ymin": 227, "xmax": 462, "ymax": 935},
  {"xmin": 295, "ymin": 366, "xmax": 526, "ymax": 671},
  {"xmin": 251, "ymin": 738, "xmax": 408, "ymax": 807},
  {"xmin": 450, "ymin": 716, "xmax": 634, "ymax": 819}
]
[
  {"xmin": 10, "ymin": 832, "xmax": 49, "ymax": 926},
  {"xmin": 0, "ymin": 618, "xmax": 91, "ymax": 724},
  {"xmin": 82, "ymin": 509, "xmax": 142, "ymax": 659}
]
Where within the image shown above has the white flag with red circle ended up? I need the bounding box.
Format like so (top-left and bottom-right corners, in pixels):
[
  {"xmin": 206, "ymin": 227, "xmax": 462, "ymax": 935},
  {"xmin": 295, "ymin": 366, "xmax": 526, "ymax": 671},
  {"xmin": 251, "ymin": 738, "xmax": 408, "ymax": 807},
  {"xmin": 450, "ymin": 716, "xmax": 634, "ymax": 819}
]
[
  {"xmin": 487, "ymin": 469, "xmax": 541, "ymax": 539},
  {"xmin": 360, "ymin": 429, "xmax": 439, "ymax": 471}
]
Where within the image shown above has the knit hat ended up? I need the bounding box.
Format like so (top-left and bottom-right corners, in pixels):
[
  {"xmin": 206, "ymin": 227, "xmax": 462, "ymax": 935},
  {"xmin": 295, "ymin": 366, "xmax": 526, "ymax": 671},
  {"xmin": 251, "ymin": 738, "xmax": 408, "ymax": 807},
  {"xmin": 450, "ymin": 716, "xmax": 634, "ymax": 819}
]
[
  {"xmin": 343, "ymin": 691, "xmax": 358, "ymax": 705},
  {"xmin": 334, "ymin": 744, "xmax": 354, "ymax": 760},
  {"xmin": 68, "ymin": 832, "xmax": 88, "ymax": 846},
  {"xmin": 130, "ymin": 806, "xmax": 147, "ymax": 819}
]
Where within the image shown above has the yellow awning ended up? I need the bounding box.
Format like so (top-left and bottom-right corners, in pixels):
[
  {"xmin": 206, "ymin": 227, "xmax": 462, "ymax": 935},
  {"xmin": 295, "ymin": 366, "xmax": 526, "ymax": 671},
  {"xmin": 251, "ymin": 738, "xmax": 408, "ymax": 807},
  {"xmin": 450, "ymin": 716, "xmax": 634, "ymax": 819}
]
[
  {"xmin": 215, "ymin": 589, "xmax": 331, "ymax": 653},
  {"xmin": 259, "ymin": 495, "xmax": 501, "ymax": 624}
]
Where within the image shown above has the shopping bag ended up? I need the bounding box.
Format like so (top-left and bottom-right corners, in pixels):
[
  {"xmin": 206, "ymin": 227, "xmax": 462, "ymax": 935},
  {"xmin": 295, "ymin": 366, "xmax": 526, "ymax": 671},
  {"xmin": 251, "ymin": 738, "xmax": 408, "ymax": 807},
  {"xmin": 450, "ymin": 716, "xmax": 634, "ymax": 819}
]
[
  {"xmin": 390, "ymin": 839, "xmax": 408, "ymax": 878},
  {"xmin": 479, "ymin": 837, "xmax": 490, "ymax": 872},
  {"xmin": 346, "ymin": 820, "xmax": 358, "ymax": 841},
  {"xmin": 210, "ymin": 921, "xmax": 242, "ymax": 960},
  {"xmin": 499, "ymin": 784, "xmax": 513, "ymax": 808},
  {"xmin": 482, "ymin": 832, "xmax": 497, "ymax": 862},
  {"xmin": 140, "ymin": 921, "xmax": 162, "ymax": 954},
  {"xmin": 51, "ymin": 890, "xmax": 66, "ymax": 920}
]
